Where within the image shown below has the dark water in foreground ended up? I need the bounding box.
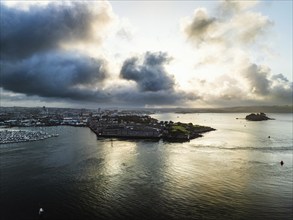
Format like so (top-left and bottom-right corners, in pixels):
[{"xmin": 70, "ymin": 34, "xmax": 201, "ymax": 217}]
[{"xmin": 0, "ymin": 113, "xmax": 292, "ymax": 220}]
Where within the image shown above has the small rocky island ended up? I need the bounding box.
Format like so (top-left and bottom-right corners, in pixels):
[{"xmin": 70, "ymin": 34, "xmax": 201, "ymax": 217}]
[
  {"xmin": 88, "ymin": 115, "xmax": 215, "ymax": 142},
  {"xmin": 245, "ymin": 112, "xmax": 274, "ymax": 121}
]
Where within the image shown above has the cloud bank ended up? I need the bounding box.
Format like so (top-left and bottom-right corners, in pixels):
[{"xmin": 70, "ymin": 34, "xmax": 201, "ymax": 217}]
[
  {"xmin": 1, "ymin": 52, "xmax": 108, "ymax": 101},
  {"xmin": 182, "ymin": 0, "xmax": 292, "ymax": 106},
  {"xmin": 1, "ymin": 1, "xmax": 200, "ymax": 107},
  {"xmin": 183, "ymin": 1, "xmax": 273, "ymax": 47},
  {"xmin": 0, "ymin": 0, "xmax": 291, "ymax": 108},
  {"xmin": 0, "ymin": 2, "xmax": 111, "ymax": 60},
  {"xmin": 121, "ymin": 52, "xmax": 174, "ymax": 92},
  {"xmin": 117, "ymin": 51, "xmax": 198, "ymax": 105}
]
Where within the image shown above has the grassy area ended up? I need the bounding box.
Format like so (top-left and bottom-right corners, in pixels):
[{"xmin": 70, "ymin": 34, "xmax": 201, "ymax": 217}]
[
  {"xmin": 192, "ymin": 125, "xmax": 206, "ymax": 129},
  {"xmin": 169, "ymin": 123, "xmax": 213, "ymax": 135},
  {"xmin": 171, "ymin": 125, "xmax": 189, "ymax": 135}
]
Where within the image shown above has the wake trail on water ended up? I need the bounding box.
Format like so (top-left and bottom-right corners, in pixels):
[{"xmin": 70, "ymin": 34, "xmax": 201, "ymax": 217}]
[{"xmin": 191, "ymin": 145, "xmax": 293, "ymax": 152}]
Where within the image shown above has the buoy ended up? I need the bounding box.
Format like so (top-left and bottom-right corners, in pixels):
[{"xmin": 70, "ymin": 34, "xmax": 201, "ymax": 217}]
[
  {"xmin": 280, "ymin": 161, "xmax": 284, "ymax": 166},
  {"xmin": 39, "ymin": 207, "xmax": 44, "ymax": 215}
]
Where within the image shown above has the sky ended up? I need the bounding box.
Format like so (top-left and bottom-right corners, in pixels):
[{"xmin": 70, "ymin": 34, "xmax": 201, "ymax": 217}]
[{"xmin": 0, "ymin": 0, "xmax": 292, "ymax": 108}]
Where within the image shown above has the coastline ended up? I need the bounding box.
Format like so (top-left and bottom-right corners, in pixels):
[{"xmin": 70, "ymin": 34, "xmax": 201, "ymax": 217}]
[{"xmin": 1, "ymin": 114, "xmax": 216, "ymax": 144}]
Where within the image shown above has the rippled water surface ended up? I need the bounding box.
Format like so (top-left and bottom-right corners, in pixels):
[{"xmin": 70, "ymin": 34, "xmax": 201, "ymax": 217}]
[{"xmin": 1, "ymin": 113, "xmax": 292, "ymax": 220}]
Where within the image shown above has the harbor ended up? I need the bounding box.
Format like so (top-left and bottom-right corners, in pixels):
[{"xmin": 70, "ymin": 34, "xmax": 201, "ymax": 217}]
[
  {"xmin": 0, "ymin": 107, "xmax": 215, "ymax": 143},
  {"xmin": 1, "ymin": 113, "xmax": 292, "ymax": 220}
]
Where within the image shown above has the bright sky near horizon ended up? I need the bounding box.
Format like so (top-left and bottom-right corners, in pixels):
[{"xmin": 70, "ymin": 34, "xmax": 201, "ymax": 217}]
[{"xmin": 0, "ymin": 0, "xmax": 292, "ymax": 108}]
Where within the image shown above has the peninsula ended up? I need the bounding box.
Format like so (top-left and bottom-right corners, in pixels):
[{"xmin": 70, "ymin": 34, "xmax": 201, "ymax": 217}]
[{"xmin": 88, "ymin": 115, "xmax": 215, "ymax": 142}]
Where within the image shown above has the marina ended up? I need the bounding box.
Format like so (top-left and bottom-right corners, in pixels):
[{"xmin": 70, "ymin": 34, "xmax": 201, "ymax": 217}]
[{"xmin": 0, "ymin": 130, "xmax": 58, "ymax": 144}]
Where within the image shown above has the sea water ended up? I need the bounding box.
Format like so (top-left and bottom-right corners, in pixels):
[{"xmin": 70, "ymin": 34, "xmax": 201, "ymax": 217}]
[{"xmin": 0, "ymin": 113, "xmax": 292, "ymax": 219}]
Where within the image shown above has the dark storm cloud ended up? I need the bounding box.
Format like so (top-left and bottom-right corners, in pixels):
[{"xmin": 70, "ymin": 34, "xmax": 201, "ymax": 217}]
[
  {"xmin": 0, "ymin": 2, "xmax": 111, "ymax": 59},
  {"xmin": 117, "ymin": 51, "xmax": 200, "ymax": 106},
  {"xmin": 0, "ymin": 52, "xmax": 109, "ymax": 101},
  {"xmin": 1, "ymin": 1, "xmax": 197, "ymax": 107},
  {"xmin": 0, "ymin": 1, "xmax": 116, "ymax": 105},
  {"xmin": 120, "ymin": 52, "xmax": 175, "ymax": 92},
  {"xmin": 1, "ymin": 49, "xmax": 199, "ymax": 106}
]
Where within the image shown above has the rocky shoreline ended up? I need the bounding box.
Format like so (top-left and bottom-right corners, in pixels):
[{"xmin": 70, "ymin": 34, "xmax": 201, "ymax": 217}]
[{"xmin": 245, "ymin": 113, "xmax": 274, "ymax": 121}]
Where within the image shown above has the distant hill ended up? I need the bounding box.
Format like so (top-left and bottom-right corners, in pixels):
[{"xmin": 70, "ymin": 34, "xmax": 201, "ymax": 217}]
[
  {"xmin": 147, "ymin": 105, "xmax": 293, "ymax": 113},
  {"xmin": 1, "ymin": 105, "xmax": 292, "ymax": 114}
]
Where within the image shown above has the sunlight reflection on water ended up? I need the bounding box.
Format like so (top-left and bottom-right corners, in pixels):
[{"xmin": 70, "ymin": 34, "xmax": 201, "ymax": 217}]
[{"xmin": 0, "ymin": 113, "xmax": 292, "ymax": 219}]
